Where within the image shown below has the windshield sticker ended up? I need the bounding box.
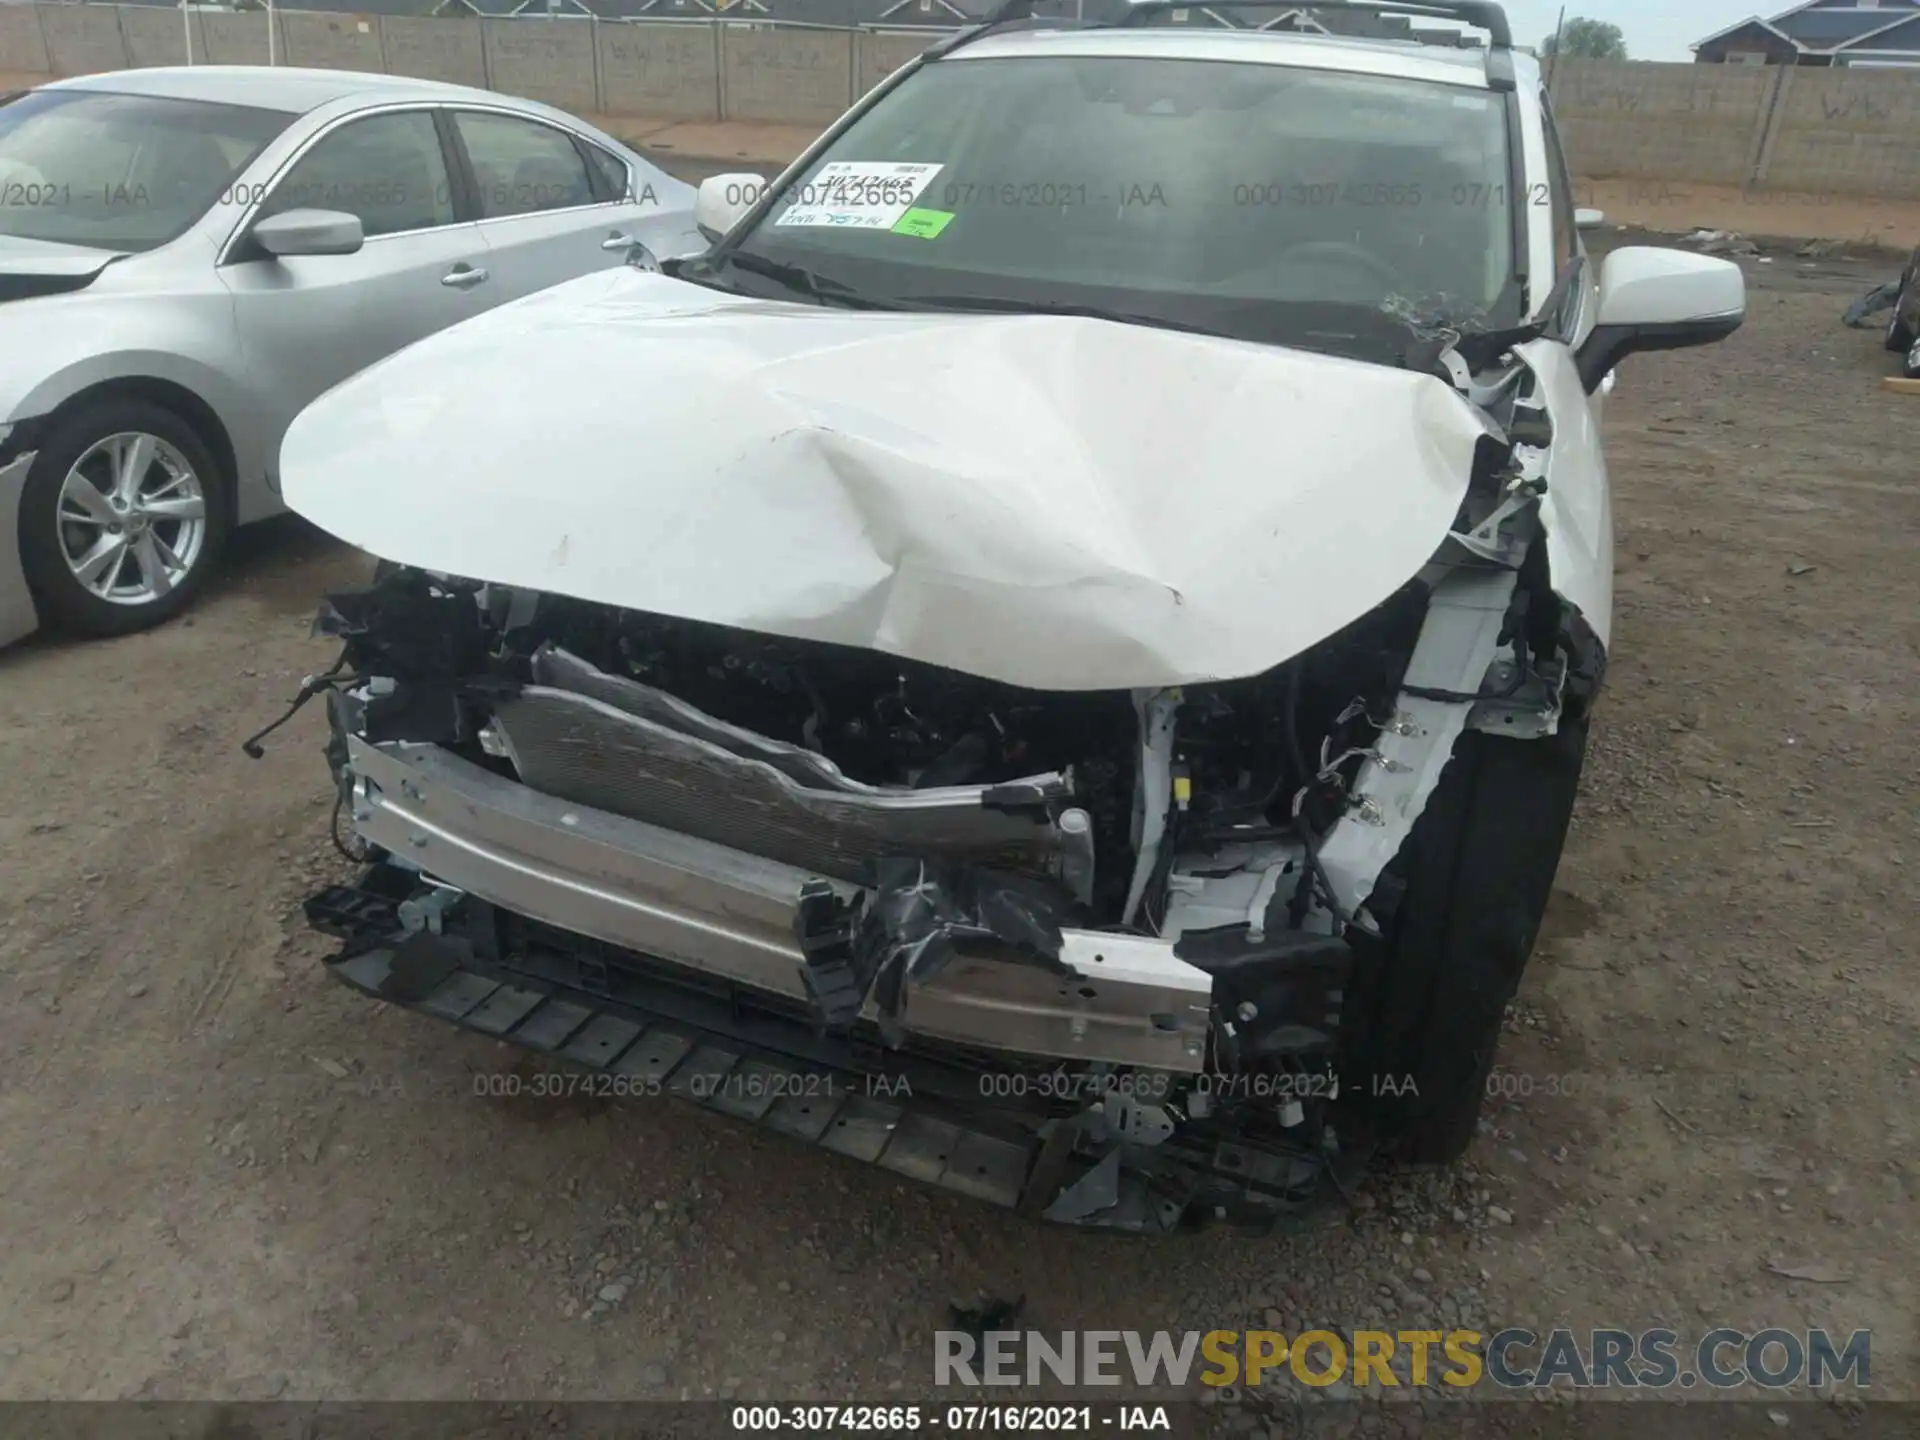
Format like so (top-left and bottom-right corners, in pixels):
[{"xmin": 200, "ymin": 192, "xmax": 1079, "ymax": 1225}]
[
  {"xmin": 773, "ymin": 162, "xmax": 944, "ymax": 230},
  {"xmin": 891, "ymin": 208, "xmax": 955, "ymax": 239}
]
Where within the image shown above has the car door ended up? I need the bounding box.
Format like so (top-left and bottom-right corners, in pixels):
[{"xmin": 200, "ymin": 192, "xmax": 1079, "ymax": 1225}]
[
  {"xmin": 444, "ymin": 107, "xmax": 683, "ymax": 304},
  {"xmin": 219, "ymin": 107, "xmax": 492, "ymax": 481}
]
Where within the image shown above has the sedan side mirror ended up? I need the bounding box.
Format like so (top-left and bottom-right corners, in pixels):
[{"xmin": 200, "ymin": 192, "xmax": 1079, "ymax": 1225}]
[
  {"xmin": 253, "ymin": 208, "xmax": 365, "ymax": 258},
  {"xmin": 1575, "ymin": 207, "xmax": 1606, "ymax": 230},
  {"xmin": 1575, "ymin": 246, "xmax": 1745, "ymax": 394},
  {"xmin": 694, "ymin": 173, "xmax": 767, "ymax": 245}
]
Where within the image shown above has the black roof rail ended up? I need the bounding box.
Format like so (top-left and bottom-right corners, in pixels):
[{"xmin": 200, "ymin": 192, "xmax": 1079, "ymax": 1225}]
[{"xmin": 1115, "ymin": 1, "xmax": 1515, "ymax": 88}]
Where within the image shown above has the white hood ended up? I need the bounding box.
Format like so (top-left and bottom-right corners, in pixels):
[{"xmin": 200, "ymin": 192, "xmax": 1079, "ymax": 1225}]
[{"xmin": 282, "ymin": 268, "xmax": 1494, "ymax": 691}]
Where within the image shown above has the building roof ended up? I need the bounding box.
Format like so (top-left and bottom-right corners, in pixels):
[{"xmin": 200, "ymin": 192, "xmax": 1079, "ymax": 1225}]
[
  {"xmin": 1789, "ymin": 8, "xmax": 1915, "ymax": 45},
  {"xmin": 1694, "ymin": 1, "xmax": 1920, "ymax": 54}
]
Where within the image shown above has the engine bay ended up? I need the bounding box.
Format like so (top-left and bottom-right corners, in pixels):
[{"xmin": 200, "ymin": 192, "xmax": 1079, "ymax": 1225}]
[{"xmin": 318, "ymin": 571, "xmax": 1440, "ymax": 934}]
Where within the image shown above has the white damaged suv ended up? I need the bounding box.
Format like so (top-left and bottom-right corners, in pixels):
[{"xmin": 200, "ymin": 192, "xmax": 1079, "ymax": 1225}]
[{"xmin": 271, "ymin": 0, "xmax": 1744, "ymax": 1231}]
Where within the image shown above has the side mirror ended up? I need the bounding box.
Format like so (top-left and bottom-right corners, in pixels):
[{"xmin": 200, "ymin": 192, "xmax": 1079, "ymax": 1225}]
[
  {"xmin": 253, "ymin": 208, "xmax": 364, "ymax": 258},
  {"xmin": 1576, "ymin": 246, "xmax": 1745, "ymax": 394},
  {"xmin": 1575, "ymin": 207, "xmax": 1606, "ymax": 231},
  {"xmin": 694, "ymin": 172, "xmax": 767, "ymax": 245}
]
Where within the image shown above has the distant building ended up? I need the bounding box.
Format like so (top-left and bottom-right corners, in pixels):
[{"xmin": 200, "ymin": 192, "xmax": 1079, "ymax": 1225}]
[{"xmin": 1693, "ymin": 0, "xmax": 1920, "ymax": 68}]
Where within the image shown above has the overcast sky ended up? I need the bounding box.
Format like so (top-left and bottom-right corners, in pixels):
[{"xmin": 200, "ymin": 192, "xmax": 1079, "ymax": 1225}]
[{"xmin": 1503, "ymin": 0, "xmax": 1781, "ymax": 62}]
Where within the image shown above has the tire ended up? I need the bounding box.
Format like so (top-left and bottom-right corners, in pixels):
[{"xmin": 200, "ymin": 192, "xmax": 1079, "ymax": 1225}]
[
  {"xmin": 1343, "ymin": 707, "xmax": 1592, "ymax": 1164},
  {"xmin": 1907, "ymin": 336, "xmax": 1920, "ymax": 381},
  {"xmin": 16, "ymin": 397, "xmax": 231, "ymax": 639}
]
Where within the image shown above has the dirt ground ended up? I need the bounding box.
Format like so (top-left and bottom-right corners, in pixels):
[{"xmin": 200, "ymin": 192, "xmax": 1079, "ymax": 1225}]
[{"xmin": 0, "ymin": 238, "xmax": 1916, "ymax": 1418}]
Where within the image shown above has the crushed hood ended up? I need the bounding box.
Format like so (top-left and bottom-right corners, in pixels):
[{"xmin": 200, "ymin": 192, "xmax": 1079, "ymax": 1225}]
[{"xmin": 281, "ymin": 268, "xmax": 1495, "ymax": 690}]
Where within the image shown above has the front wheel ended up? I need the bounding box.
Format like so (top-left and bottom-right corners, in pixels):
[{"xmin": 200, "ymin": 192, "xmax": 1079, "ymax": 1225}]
[
  {"xmin": 1906, "ymin": 336, "xmax": 1920, "ymax": 381},
  {"xmin": 16, "ymin": 398, "xmax": 230, "ymax": 638},
  {"xmin": 1343, "ymin": 709, "xmax": 1592, "ymax": 1164}
]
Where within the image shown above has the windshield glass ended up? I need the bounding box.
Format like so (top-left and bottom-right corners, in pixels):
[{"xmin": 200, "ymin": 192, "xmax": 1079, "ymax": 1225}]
[
  {"xmin": 715, "ymin": 54, "xmax": 1519, "ymax": 356},
  {"xmin": 0, "ymin": 88, "xmax": 293, "ymax": 253}
]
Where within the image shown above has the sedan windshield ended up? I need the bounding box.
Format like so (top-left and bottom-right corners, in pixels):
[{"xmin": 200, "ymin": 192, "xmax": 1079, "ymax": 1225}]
[
  {"xmin": 711, "ymin": 53, "xmax": 1519, "ymax": 356},
  {"xmin": 0, "ymin": 89, "xmax": 293, "ymax": 252}
]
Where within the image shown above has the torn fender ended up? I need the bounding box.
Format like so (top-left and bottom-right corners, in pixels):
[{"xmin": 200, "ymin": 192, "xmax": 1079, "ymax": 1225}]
[
  {"xmin": 1512, "ymin": 336, "xmax": 1612, "ymax": 649},
  {"xmin": 281, "ymin": 267, "xmax": 1498, "ymax": 690}
]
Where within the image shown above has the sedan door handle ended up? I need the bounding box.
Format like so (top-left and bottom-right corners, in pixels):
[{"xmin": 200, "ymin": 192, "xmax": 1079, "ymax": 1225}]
[
  {"xmin": 602, "ymin": 231, "xmax": 635, "ymax": 252},
  {"xmin": 441, "ymin": 264, "xmax": 489, "ymax": 290}
]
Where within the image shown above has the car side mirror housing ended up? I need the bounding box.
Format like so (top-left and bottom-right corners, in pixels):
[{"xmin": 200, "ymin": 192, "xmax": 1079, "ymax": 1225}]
[
  {"xmin": 1576, "ymin": 246, "xmax": 1745, "ymax": 394},
  {"xmin": 253, "ymin": 208, "xmax": 365, "ymax": 258},
  {"xmin": 694, "ymin": 173, "xmax": 767, "ymax": 245},
  {"xmin": 1575, "ymin": 207, "xmax": 1606, "ymax": 231}
]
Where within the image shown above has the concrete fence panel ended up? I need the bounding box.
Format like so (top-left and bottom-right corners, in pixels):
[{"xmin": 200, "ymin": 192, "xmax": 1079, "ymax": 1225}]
[
  {"xmin": 720, "ymin": 24, "xmax": 853, "ymax": 124},
  {"xmin": 280, "ymin": 12, "xmax": 385, "ymax": 72},
  {"xmin": 854, "ymin": 29, "xmax": 930, "ymax": 99},
  {"xmin": 1760, "ymin": 66, "xmax": 1920, "ymax": 201},
  {"xmin": 199, "ymin": 10, "xmax": 281, "ymax": 67},
  {"xmin": 0, "ymin": 4, "xmax": 51, "ymax": 74},
  {"xmin": 598, "ymin": 21, "xmax": 719, "ymax": 121},
  {"xmin": 1550, "ymin": 59, "xmax": 1776, "ymax": 188},
  {"xmin": 116, "ymin": 4, "xmax": 199, "ymax": 68},
  {"xmin": 38, "ymin": 5, "xmax": 128, "ymax": 75},
  {"xmin": 377, "ymin": 15, "xmax": 488, "ymax": 91},
  {"xmin": 482, "ymin": 18, "xmax": 598, "ymax": 113},
  {"xmin": 16, "ymin": 6, "xmax": 1920, "ymax": 205}
]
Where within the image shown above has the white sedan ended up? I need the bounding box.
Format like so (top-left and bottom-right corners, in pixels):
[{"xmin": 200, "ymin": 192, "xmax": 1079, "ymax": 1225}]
[{"xmin": 0, "ymin": 65, "xmax": 702, "ymax": 645}]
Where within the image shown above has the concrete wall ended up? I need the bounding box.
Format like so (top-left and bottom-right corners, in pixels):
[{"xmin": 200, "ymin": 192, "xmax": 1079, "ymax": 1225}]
[
  {"xmin": 376, "ymin": 14, "xmax": 487, "ymax": 90},
  {"xmin": 1550, "ymin": 59, "xmax": 1777, "ymax": 187},
  {"xmin": 598, "ymin": 21, "xmax": 719, "ymax": 121},
  {"xmin": 36, "ymin": 5, "xmax": 130, "ymax": 76},
  {"xmin": 117, "ymin": 4, "xmax": 197, "ymax": 68},
  {"xmin": 1759, "ymin": 64, "xmax": 1920, "ymax": 200},
  {"xmin": 0, "ymin": 3, "xmax": 51, "ymax": 74},
  {"xmin": 482, "ymin": 16, "xmax": 596, "ymax": 114},
  {"xmin": 280, "ymin": 12, "xmax": 385, "ymax": 73},
  {"xmin": 199, "ymin": 10, "xmax": 281, "ymax": 67},
  {"xmin": 718, "ymin": 24, "xmax": 853, "ymax": 124},
  {"xmin": 5, "ymin": 8, "xmax": 1920, "ymax": 200}
]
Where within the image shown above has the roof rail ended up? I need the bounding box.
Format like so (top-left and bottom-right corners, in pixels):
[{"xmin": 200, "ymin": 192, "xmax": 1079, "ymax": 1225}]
[
  {"xmin": 921, "ymin": 0, "xmax": 1042, "ymax": 59},
  {"xmin": 924, "ymin": 0, "xmax": 1518, "ymax": 91},
  {"xmin": 1115, "ymin": 1, "xmax": 1515, "ymax": 88},
  {"xmin": 1116, "ymin": 0, "xmax": 1510, "ymax": 48}
]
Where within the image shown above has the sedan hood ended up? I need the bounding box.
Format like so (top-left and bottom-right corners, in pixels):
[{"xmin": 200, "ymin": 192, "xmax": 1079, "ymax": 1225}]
[
  {"xmin": 0, "ymin": 232, "xmax": 125, "ymax": 300},
  {"xmin": 281, "ymin": 268, "xmax": 1494, "ymax": 690}
]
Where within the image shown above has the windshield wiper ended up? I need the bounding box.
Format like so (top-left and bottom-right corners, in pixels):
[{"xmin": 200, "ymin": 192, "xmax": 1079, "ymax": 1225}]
[
  {"xmin": 894, "ymin": 293, "xmax": 1225, "ymax": 339},
  {"xmin": 710, "ymin": 250, "xmax": 900, "ymax": 310}
]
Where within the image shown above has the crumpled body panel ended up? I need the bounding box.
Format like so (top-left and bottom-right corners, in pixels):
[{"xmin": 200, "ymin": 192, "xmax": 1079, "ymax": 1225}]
[{"xmin": 281, "ymin": 268, "xmax": 1495, "ymax": 689}]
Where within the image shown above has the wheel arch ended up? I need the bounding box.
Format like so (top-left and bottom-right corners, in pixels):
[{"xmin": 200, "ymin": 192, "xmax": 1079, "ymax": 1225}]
[{"xmin": 21, "ymin": 377, "xmax": 238, "ymax": 501}]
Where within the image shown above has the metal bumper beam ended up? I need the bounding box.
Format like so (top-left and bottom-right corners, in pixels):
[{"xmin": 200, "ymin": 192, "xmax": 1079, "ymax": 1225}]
[{"xmin": 345, "ymin": 738, "xmax": 1213, "ymax": 1072}]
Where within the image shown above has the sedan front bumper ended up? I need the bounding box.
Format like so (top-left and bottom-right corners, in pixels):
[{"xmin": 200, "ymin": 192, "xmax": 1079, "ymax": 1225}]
[
  {"xmin": 0, "ymin": 451, "xmax": 40, "ymax": 650},
  {"xmin": 308, "ymin": 738, "xmax": 1366, "ymax": 1229}
]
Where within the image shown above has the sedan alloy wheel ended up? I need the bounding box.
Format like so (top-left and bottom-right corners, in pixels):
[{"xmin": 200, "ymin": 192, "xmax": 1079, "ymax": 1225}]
[{"xmin": 55, "ymin": 431, "xmax": 207, "ymax": 606}]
